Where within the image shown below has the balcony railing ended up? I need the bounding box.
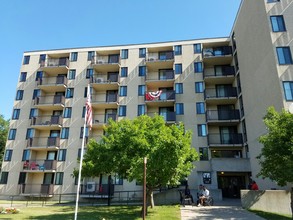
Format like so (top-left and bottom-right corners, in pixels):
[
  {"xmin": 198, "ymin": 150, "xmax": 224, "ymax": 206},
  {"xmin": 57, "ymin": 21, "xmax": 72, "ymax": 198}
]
[
  {"xmin": 93, "ymin": 113, "xmax": 117, "ymax": 124},
  {"xmin": 206, "ymin": 110, "xmax": 240, "ymax": 121},
  {"xmin": 203, "ymin": 46, "xmax": 232, "ymax": 58},
  {"xmin": 204, "ymin": 66, "xmax": 235, "ymax": 78},
  {"xmin": 146, "ymin": 51, "xmax": 174, "ymax": 62},
  {"xmin": 37, "ymin": 76, "xmax": 68, "ymax": 86},
  {"xmin": 20, "ymin": 184, "xmax": 54, "ymax": 195},
  {"xmin": 147, "ymin": 112, "xmax": 176, "ymax": 122},
  {"xmin": 204, "ymin": 88, "xmax": 237, "ymax": 99},
  {"xmin": 91, "ymin": 55, "xmax": 120, "ymax": 65},
  {"xmin": 40, "ymin": 58, "xmax": 69, "ymax": 68},
  {"xmin": 27, "ymin": 137, "xmax": 60, "ymax": 148},
  {"xmin": 145, "ymin": 91, "xmax": 175, "ymax": 101},
  {"xmin": 31, "ymin": 115, "xmax": 63, "ymax": 126},
  {"xmin": 145, "ymin": 71, "xmax": 174, "ymax": 81},
  {"xmin": 34, "ymin": 95, "xmax": 65, "ymax": 106},
  {"xmin": 22, "ymin": 160, "xmax": 57, "ymax": 171},
  {"xmin": 208, "ymin": 133, "xmax": 243, "ymax": 145},
  {"xmin": 79, "ymin": 182, "xmax": 114, "ymax": 196},
  {"xmin": 90, "ymin": 75, "xmax": 119, "ymax": 83}
]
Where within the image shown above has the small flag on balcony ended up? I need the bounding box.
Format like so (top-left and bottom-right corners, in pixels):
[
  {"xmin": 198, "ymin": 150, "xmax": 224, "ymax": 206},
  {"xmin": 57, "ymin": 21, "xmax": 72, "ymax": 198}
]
[
  {"xmin": 85, "ymin": 84, "xmax": 93, "ymax": 129},
  {"xmin": 145, "ymin": 90, "xmax": 162, "ymax": 101}
]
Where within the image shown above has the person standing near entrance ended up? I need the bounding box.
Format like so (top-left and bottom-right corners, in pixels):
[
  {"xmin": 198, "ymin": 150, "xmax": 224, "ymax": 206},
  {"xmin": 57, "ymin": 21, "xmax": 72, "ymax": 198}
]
[{"xmin": 251, "ymin": 181, "xmax": 259, "ymax": 190}]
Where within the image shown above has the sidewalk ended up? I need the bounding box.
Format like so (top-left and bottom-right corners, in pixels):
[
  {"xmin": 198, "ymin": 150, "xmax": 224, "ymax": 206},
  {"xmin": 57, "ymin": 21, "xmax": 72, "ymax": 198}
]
[{"xmin": 180, "ymin": 199, "xmax": 265, "ymax": 220}]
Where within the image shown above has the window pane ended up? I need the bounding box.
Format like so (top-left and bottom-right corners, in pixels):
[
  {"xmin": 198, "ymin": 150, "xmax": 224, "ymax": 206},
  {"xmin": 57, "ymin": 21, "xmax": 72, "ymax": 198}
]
[
  {"xmin": 12, "ymin": 109, "xmax": 20, "ymax": 120},
  {"xmin": 176, "ymin": 103, "xmax": 184, "ymax": 115},
  {"xmin": 270, "ymin": 16, "xmax": 286, "ymax": 32},
  {"xmin": 139, "ymin": 48, "xmax": 146, "ymax": 58},
  {"xmin": 175, "ymin": 64, "xmax": 182, "ymax": 74},
  {"xmin": 139, "ymin": 66, "xmax": 146, "ymax": 76},
  {"xmin": 23, "ymin": 56, "xmax": 30, "ymax": 64},
  {"xmin": 175, "ymin": 83, "xmax": 183, "ymax": 94},
  {"xmin": 194, "ymin": 43, "xmax": 201, "ymax": 53},
  {"xmin": 0, "ymin": 172, "xmax": 9, "ymax": 184},
  {"xmin": 71, "ymin": 52, "xmax": 78, "ymax": 61},
  {"xmin": 63, "ymin": 107, "xmax": 72, "ymax": 118},
  {"xmin": 119, "ymin": 86, "xmax": 127, "ymax": 96},
  {"xmin": 121, "ymin": 49, "xmax": 128, "ymax": 59},
  {"xmin": 88, "ymin": 51, "xmax": 95, "ymax": 61},
  {"xmin": 4, "ymin": 150, "xmax": 13, "ymax": 161},
  {"xmin": 174, "ymin": 45, "xmax": 182, "ymax": 55},
  {"xmin": 196, "ymin": 102, "xmax": 205, "ymax": 114},
  {"xmin": 121, "ymin": 67, "xmax": 128, "ymax": 77},
  {"xmin": 58, "ymin": 149, "xmax": 67, "ymax": 161},
  {"xmin": 199, "ymin": 148, "xmax": 208, "ymax": 160},
  {"xmin": 119, "ymin": 106, "xmax": 126, "ymax": 116},
  {"xmin": 277, "ymin": 47, "xmax": 293, "ymax": 65},
  {"xmin": 138, "ymin": 105, "xmax": 145, "ymax": 116},
  {"xmin": 138, "ymin": 85, "xmax": 145, "ymax": 96},
  {"xmin": 195, "ymin": 82, "xmax": 204, "ymax": 93},
  {"xmin": 8, "ymin": 129, "xmax": 16, "ymax": 140},
  {"xmin": 20, "ymin": 72, "xmax": 27, "ymax": 82},
  {"xmin": 68, "ymin": 69, "xmax": 76, "ymax": 80},
  {"xmin": 194, "ymin": 62, "xmax": 203, "ymax": 72},
  {"xmin": 61, "ymin": 128, "xmax": 69, "ymax": 139},
  {"xmin": 283, "ymin": 82, "xmax": 293, "ymax": 100}
]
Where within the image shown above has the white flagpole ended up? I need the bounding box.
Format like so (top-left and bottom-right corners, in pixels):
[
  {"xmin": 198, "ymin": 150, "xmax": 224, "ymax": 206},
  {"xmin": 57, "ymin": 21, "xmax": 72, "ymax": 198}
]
[{"xmin": 74, "ymin": 85, "xmax": 90, "ymax": 220}]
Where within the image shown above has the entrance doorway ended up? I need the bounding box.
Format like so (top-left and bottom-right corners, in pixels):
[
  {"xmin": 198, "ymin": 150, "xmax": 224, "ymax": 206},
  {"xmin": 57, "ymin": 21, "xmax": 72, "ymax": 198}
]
[{"xmin": 217, "ymin": 172, "xmax": 247, "ymax": 198}]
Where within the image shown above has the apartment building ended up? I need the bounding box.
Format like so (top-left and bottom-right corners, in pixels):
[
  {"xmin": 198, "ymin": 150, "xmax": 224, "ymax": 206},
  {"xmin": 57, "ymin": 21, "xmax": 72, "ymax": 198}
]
[{"xmin": 0, "ymin": 0, "xmax": 292, "ymax": 200}]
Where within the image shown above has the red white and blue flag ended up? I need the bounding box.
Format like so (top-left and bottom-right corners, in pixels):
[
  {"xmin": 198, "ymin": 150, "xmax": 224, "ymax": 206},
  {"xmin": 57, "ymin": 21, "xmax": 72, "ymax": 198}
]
[
  {"xmin": 145, "ymin": 90, "xmax": 162, "ymax": 101},
  {"xmin": 85, "ymin": 84, "xmax": 93, "ymax": 129}
]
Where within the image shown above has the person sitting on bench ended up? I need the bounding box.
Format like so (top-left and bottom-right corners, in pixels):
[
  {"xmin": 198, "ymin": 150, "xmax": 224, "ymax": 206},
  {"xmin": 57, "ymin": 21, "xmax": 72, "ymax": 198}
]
[
  {"xmin": 198, "ymin": 185, "xmax": 209, "ymax": 206},
  {"xmin": 184, "ymin": 185, "xmax": 194, "ymax": 204}
]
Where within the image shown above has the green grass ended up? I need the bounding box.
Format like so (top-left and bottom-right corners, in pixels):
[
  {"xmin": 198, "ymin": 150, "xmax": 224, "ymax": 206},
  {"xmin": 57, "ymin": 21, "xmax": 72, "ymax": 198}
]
[
  {"xmin": 249, "ymin": 209, "xmax": 292, "ymax": 220},
  {"xmin": 0, "ymin": 205, "xmax": 181, "ymax": 220}
]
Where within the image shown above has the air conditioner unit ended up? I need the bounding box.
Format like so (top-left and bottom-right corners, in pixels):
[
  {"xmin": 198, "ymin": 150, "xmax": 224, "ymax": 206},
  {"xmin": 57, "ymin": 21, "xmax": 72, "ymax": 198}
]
[
  {"xmin": 86, "ymin": 182, "xmax": 96, "ymax": 192},
  {"xmin": 96, "ymin": 78, "xmax": 103, "ymax": 83}
]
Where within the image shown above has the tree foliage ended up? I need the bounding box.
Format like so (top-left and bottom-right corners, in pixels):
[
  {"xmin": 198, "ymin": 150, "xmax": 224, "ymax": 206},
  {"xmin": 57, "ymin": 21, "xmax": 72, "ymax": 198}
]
[
  {"xmin": 257, "ymin": 106, "xmax": 293, "ymax": 186},
  {"xmin": 80, "ymin": 115, "xmax": 198, "ymax": 205},
  {"xmin": 0, "ymin": 115, "xmax": 9, "ymax": 169}
]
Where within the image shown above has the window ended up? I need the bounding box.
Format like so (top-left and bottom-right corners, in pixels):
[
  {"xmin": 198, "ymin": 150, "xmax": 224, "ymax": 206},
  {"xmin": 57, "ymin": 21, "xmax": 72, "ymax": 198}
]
[
  {"xmin": 58, "ymin": 149, "xmax": 67, "ymax": 161},
  {"xmin": 119, "ymin": 86, "xmax": 127, "ymax": 96},
  {"xmin": 32, "ymin": 89, "xmax": 40, "ymax": 100},
  {"xmin": 12, "ymin": 109, "xmax": 20, "ymax": 120},
  {"xmin": 29, "ymin": 108, "xmax": 37, "ymax": 119},
  {"xmin": 77, "ymin": 148, "xmax": 81, "ymax": 160},
  {"xmin": 80, "ymin": 127, "xmax": 89, "ymax": 138},
  {"xmin": 26, "ymin": 128, "xmax": 34, "ymax": 139},
  {"xmin": 175, "ymin": 83, "xmax": 183, "ymax": 94},
  {"xmin": 174, "ymin": 45, "xmax": 182, "ymax": 55},
  {"xmin": 84, "ymin": 85, "xmax": 92, "ymax": 98},
  {"xmin": 23, "ymin": 55, "xmax": 30, "ymax": 64},
  {"xmin": 18, "ymin": 172, "xmax": 26, "ymax": 184},
  {"xmin": 283, "ymin": 82, "xmax": 293, "ymax": 100},
  {"xmin": 194, "ymin": 62, "xmax": 203, "ymax": 73},
  {"xmin": 15, "ymin": 90, "xmax": 24, "ymax": 100},
  {"xmin": 68, "ymin": 69, "xmax": 76, "ymax": 80},
  {"xmin": 39, "ymin": 54, "xmax": 46, "ymax": 64},
  {"xmin": 270, "ymin": 16, "xmax": 286, "ymax": 32},
  {"xmin": 121, "ymin": 49, "xmax": 128, "ymax": 59},
  {"xmin": 86, "ymin": 69, "xmax": 93, "ymax": 79},
  {"xmin": 176, "ymin": 103, "xmax": 184, "ymax": 115},
  {"xmin": 88, "ymin": 51, "xmax": 95, "ymax": 61},
  {"xmin": 112, "ymin": 174, "xmax": 123, "ymax": 185},
  {"xmin": 196, "ymin": 102, "xmax": 205, "ymax": 114},
  {"xmin": 139, "ymin": 48, "xmax": 146, "ymax": 58},
  {"xmin": 63, "ymin": 107, "xmax": 72, "ymax": 118},
  {"xmin": 203, "ymin": 172, "xmax": 211, "ymax": 184},
  {"xmin": 194, "ymin": 43, "xmax": 201, "ymax": 53},
  {"xmin": 175, "ymin": 64, "xmax": 182, "ymax": 74},
  {"xmin": 139, "ymin": 66, "xmax": 146, "ymax": 76},
  {"xmin": 20, "ymin": 72, "xmax": 27, "ymax": 82},
  {"xmin": 121, "ymin": 67, "xmax": 128, "ymax": 77},
  {"xmin": 22, "ymin": 149, "xmax": 30, "ymax": 161},
  {"xmin": 276, "ymin": 47, "xmax": 293, "ymax": 65},
  {"xmin": 36, "ymin": 71, "xmax": 43, "ymax": 81},
  {"xmin": 138, "ymin": 85, "xmax": 145, "ymax": 96},
  {"xmin": 4, "ymin": 150, "xmax": 13, "ymax": 161},
  {"xmin": 65, "ymin": 88, "xmax": 74, "ymax": 98},
  {"xmin": 195, "ymin": 82, "xmax": 204, "ymax": 93},
  {"xmin": 70, "ymin": 52, "xmax": 78, "ymax": 61},
  {"xmin": 61, "ymin": 127, "xmax": 69, "ymax": 139},
  {"xmin": 199, "ymin": 148, "xmax": 209, "ymax": 161},
  {"xmin": 267, "ymin": 0, "xmax": 280, "ymax": 3},
  {"xmin": 137, "ymin": 105, "xmax": 145, "ymax": 116},
  {"xmin": 198, "ymin": 124, "xmax": 207, "ymax": 136},
  {"xmin": 119, "ymin": 105, "xmax": 126, "ymax": 116},
  {"xmin": 8, "ymin": 129, "xmax": 16, "ymax": 140},
  {"xmin": 55, "ymin": 172, "xmax": 64, "ymax": 185},
  {"xmin": 0, "ymin": 172, "xmax": 8, "ymax": 184}
]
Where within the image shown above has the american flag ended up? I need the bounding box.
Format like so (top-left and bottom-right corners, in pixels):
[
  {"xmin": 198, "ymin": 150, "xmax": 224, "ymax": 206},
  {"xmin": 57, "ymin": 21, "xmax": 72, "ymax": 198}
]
[{"xmin": 85, "ymin": 84, "xmax": 92, "ymax": 129}]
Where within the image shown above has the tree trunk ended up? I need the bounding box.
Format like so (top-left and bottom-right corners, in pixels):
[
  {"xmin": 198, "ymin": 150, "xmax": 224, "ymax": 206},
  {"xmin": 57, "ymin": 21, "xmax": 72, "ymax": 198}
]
[
  {"xmin": 147, "ymin": 189, "xmax": 154, "ymax": 208},
  {"xmin": 291, "ymin": 187, "xmax": 293, "ymax": 218}
]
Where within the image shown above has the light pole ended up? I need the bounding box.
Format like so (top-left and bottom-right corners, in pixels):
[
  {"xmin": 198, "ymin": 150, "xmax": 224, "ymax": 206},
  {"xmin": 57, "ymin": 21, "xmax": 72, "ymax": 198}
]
[{"xmin": 143, "ymin": 157, "xmax": 147, "ymax": 220}]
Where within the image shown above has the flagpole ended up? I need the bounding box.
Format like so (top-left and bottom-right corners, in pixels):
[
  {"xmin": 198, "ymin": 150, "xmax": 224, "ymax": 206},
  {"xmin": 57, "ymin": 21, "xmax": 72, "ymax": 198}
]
[{"xmin": 74, "ymin": 84, "xmax": 91, "ymax": 220}]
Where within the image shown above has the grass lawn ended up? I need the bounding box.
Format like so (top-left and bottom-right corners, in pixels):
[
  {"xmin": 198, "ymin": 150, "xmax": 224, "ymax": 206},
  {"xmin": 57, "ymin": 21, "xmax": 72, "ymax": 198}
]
[
  {"xmin": 0, "ymin": 205, "xmax": 181, "ymax": 220},
  {"xmin": 249, "ymin": 209, "xmax": 292, "ymax": 220}
]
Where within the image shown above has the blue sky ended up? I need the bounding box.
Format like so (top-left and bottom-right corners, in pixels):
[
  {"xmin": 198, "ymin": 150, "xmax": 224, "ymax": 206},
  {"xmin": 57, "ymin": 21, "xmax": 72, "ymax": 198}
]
[{"xmin": 0, "ymin": 0, "xmax": 241, "ymax": 120}]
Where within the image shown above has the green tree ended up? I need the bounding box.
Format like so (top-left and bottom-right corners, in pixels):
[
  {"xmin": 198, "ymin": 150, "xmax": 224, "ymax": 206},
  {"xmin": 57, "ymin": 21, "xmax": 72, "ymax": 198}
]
[
  {"xmin": 0, "ymin": 115, "xmax": 10, "ymax": 169},
  {"xmin": 257, "ymin": 106, "xmax": 293, "ymax": 215},
  {"xmin": 80, "ymin": 115, "xmax": 198, "ymax": 207}
]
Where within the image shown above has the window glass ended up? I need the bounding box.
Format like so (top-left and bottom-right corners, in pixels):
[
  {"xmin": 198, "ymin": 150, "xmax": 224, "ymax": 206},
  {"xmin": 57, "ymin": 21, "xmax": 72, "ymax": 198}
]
[
  {"xmin": 8, "ymin": 129, "xmax": 16, "ymax": 140},
  {"xmin": 18, "ymin": 172, "xmax": 26, "ymax": 184},
  {"xmin": 194, "ymin": 62, "xmax": 203, "ymax": 73},
  {"xmin": 270, "ymin": 16, "xmax": 286, "ymax": 32},
  {"xmin": 121, "ymin": 49, "xmax": 128, "ymax": 59},
  {"xmin": 23, "ymin": 55, "xmax": 30, "ymax": 65},
  {"xmin": 58, "ymin": 149, "xmax": 67, "ymax": 161},
  {"xmin": 16, "ymin": 90, "xmax": 24, "ymax": 100},
  {"xmin": 139, "ymin": 48, "xmax": 146, "ymax": 58},
  {"xmin": 283, "ymin": 82, "xmax": 293, "ymax": 100},
  {"xmin": 68, "ymin": 69, "xmax": 76, "ymax": 80},
  {"xmin": 65, "ymin": 88, "xmax": 74, "ymax": 98},
  {"xmin": 55, "ymin": 172, "xmax": 64, "ymax": 185},
  {"xmin": 196, "ymin": 102, "xmax": 205, "ymax": 114},
  {"xmin": 175, "ymin": 83, "xmax": 183, "ymax": 94},
  {"xmin": 137, "ymin": 105, "xmax": 145, "ymax": 116},
  {"xmin": 176, "ymin": 103, "xmax": 184, "ymax": 115},
  {"xmin": 4, "ymin": 150, "xmax": 13, "ymax": 161},
  {"xmin": 174, "ymin": 45, "xmax": 182, "ymax": 55},
  {"xmin": 70, "ymin": 52, "xmax": 78, "ymax": 61},
  {"xmin": 22, "ymin": 149, "xmax": 30, "ymax": 161},
  {"xmin": 276, "ymin": 47, "xmax": 293, "ymax": 65},
  {"xmin": 29, "ymin": 108, "xmax": 37, "ymax": 119},
  {"xmin": 119, "ymin": 86, "xmax": 127, "ymax": 96},
  {"xmin": 199, "ymin": 148, "xmax": 208, "ymax": 160},
  {"xmin": 63, "ymin": 107, "xmax": 72, "ymax": 118},
  {"xmin": 86, "ymin": 69, "xmax": 93, "ymax": 79},
  {"xmin": 119, "ymin": 106, "xmax": 126, "ymax": 116},
  {"xmin": 20, "ymin": 72, "xmax": 27, "ymax": 82},
  {"xmin": 195, "ymin": 82, "xmax": 204, "ymax": 93},
  {"xmin": 12, "ymin": 109, "xmax": 20, "ymax": 120},
  {"xmin": 0, "ymin": 172, "xmax": 8, "ymax": 184},
  {"xmin": 26, "ymin": 128, "xmax": 34, "ymax": 139},
  {"xmin": 175, "ymin": 64, "xmax": 182, "ymax": 74},
  {"xmin": 88, "ymin": 51, "xmax": 95, "ymax": 61},
  {"xmin": 121, "ymin": 67, "xmax": 128, "ymax": 77},
  {"xmin": 61, "ymin": 127, "xmax": 69, "ymax": 139},
  {"xmin": 194, "ymin": 43, "xmax": 201, "ymax": 53},
  {"xmin": 139, "ymin": 66, "xmax": 146, "ymax": 76},
  {"xmin": 198, "ymin": 124, "xmax": 207, "ymax": 136},
  {"xmin": 138, "ymin": 85, "xmax": 145, "ymax": 96}
]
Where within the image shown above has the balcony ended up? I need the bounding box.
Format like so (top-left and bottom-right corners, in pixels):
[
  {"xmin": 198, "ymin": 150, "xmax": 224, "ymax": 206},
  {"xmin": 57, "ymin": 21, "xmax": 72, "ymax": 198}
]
[
  {"xmin": 31, "ymin": 115, "xmax": 63, "ymax": 130},
  {"xmin": 22, "ymin": 160, "xmax": 57, "ymax": 172},
  {"xmin": 91, "ymin": 55, "xmax": 120, "ymax": 72},
  {"xmin": 211, "ymin": 158, "xmax": 251, "ymax": 172},
  {"xmin": 204, "ymin": 66, "xmax": 235, "ymax": 84},
  {"xmin": 208, "ymin": 133, "xmax": 243, "ymax": 147},
  {"xmin": 147, "ymin": 112, "xmax": 176, "ymax": 123},
  {"xmin": 20, "ymin": 184, "xmax": 54, "ymax": 196},
  {"xmin": 202, "ymin": 46, "xmax": 233, "ymax": 65},
  {"xmin": 40, "ymin": 58, "xmax": 69, "ymax": 74},
  {"xmin": 92, "ymin": 113, "xmax": 117, "ymax": 128},
  {"xmin": 79, "ymin": 183, "xmax": 114, "ymax": 196},
  {"xmin": 34, "ymin": 95, "xmax": 65, "ymax": 110},
  {"xmin": 206, "ymin": 110, "xmax": 240, "ymax": 125},
  {"xmin": 92, "ymin": 93, "xmax": 118, "ymax": 109},
  {"xmin": 204, "ymin": 88, "xmax": 238, "ymax": 105},
  {"xmin": 145, "ymin": 91, "xmax": 175, "ymax": 107},
  {"xmin": 145, "ymin": 71, "xmax": 175, "ymax": 88},
  {"xmin": 37, "ymin": 76, "xmax": 68, "ymax": 92},
  {"xmin": 146, "ymin": 51, "xmax": 174, "ymax": 70},
  {"xmin": 90, "ymin": 75, "xmax": 119, "ymax": 91},
  {"xmin": 27, "ymin": 137, "xmax": 60, "ymax": 150}
]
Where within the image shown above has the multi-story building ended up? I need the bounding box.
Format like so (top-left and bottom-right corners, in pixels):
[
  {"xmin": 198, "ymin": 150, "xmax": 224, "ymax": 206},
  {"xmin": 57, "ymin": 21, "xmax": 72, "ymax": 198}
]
[{"xmin": 0, "ymin": 0, "xmax": 292, "ymax": 200}]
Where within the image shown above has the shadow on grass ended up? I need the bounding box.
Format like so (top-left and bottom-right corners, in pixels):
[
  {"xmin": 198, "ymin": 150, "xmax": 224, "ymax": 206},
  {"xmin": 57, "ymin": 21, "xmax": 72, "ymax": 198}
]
[{"xmin": 249, "ymin": 210, "xmax": 292, "ymax": 220}]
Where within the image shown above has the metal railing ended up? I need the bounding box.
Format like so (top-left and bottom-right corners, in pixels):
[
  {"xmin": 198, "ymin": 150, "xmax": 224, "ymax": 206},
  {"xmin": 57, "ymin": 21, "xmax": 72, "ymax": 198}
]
[
  {"xmin": 203, "ymin": 46, "xmax": 232, "ymax": 58},
  {"xmin": 22, "ymin": 160, "xmax": 57, "ymax": 171},
  {"xmin": 204, "ymin": 66, "xmax": 235, "ymax": 77},
  {"xmin": 27, "ymin": 137, "xmax": 60, "ymax": 148},
  {"xmin": 34, "ymin": 95, "xmax": 65, "ymax": 105},
  {"xmin": 40, "ymin": 58, "xmax": 69, "ymax": 68},
  {"xmin": 206, "ymin": 110, "xmax": 240, "ymax": 121},
  {"xmin": 208, "ymin": 133, "xmax": 243, "ymax": 145},
  {"xmin": 204, "ymin": 88, "xmax": 237, "ymax": 99},
  {"xmin": 31, "ymin": 115, "xmax": 63, "ymax": 126},
  {"xmin": 37, "ymin": 76, "xmax": 68, "ymax": 86}
]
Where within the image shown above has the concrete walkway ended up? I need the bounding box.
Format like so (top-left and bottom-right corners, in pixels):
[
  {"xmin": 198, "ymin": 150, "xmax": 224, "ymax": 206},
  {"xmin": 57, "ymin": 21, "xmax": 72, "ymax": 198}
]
[{"xmin": 180, "ymin": 199, "xmax": 265, "ymax": 220}]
